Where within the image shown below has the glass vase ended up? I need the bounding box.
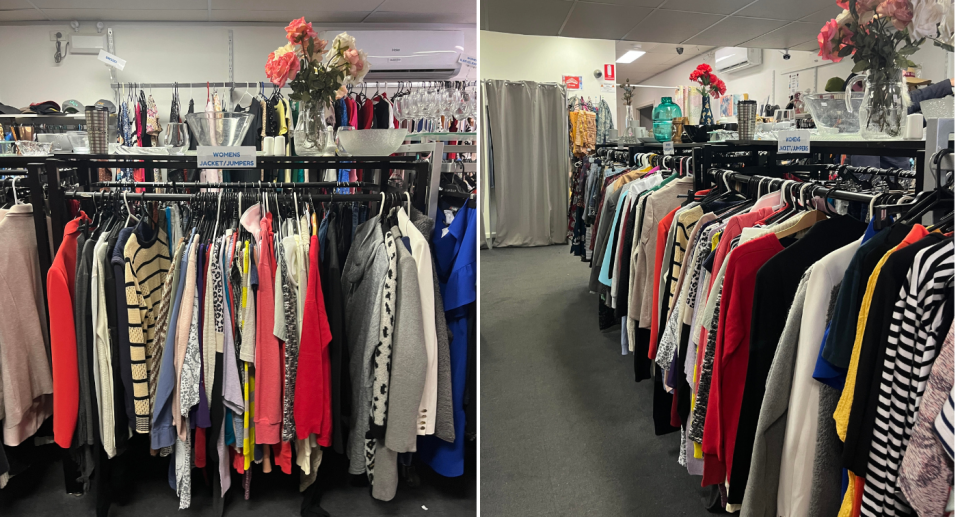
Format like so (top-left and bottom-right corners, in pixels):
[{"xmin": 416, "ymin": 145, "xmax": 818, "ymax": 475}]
[
  {"xmin": 653, "ymin": 96, "xmax": 681, "ymax": 143},
  {"xmin": 847, "ymin": 70, "xmax": 907, "ymax": 139},
  {"xmin": 293, "ymin": 99, "xmax": 329, "ymax": 156},
  {"xmin": 699, "ymin": 94, "xmax": 714, "ymax": 125}
]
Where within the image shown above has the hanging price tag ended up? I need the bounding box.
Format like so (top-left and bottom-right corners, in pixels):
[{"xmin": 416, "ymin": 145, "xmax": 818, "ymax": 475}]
[{"xmin": 663, "ymin": 141, "xmax": 675, "ymax": 155}]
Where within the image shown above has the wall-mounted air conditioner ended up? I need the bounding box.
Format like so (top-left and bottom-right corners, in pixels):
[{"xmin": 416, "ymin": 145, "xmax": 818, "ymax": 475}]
[
  {"xmin": 715, "ymin": 47, "xmax": 762, "ymax": 73},
  {"xmin": 325, "ymin": 30, "xmax": 464, "ymax": 80}
]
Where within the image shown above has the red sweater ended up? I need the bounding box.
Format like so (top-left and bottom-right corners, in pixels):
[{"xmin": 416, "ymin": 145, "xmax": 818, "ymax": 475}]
[
  {"xmin": 701, "ymin": 233, "xmax": 783, "ymax": 486},
  {"xmin": 648, "ymin": 207, "xmax": 681, "ymax": 359},
  {"xmin": 255, "ymin": 214, "xmax": 282, "ymax": 444},
  {"xmin": 294, "ymin": 235, "xmax": 334, "ymax": 444},
  {"xmin": 47, "ymin": 213, "xmax": 88, "ymax": 447}
]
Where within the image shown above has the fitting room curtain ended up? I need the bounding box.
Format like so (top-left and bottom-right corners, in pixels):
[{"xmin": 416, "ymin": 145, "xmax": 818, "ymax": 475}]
[{"xmin": 484, "ymin": 80, "xmax": 569, "ymax": 247}]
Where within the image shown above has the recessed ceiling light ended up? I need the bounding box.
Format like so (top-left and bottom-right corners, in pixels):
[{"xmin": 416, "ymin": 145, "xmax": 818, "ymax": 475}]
[{"xmin": 616, "ymin": 50, "xmax": 646, "ymax": 63}]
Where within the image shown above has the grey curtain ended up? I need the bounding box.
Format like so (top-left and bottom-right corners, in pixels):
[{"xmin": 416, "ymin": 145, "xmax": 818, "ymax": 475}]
[{"xmin": 484, "ymin": 80, "xmax": 569, "ymax": 247}]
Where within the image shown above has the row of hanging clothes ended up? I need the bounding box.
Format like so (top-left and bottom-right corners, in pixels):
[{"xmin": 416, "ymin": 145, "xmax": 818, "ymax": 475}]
[
  {"xmin": 0, "ymin": 179, "xmax": 476, "ymax": 514},
  {"xmin": 576, "ymin": 147, "xmax": 955, "ymax": 517},
  {"xmin": 568, "ymin": 95, "xmax": 613, "ymax": 157}
]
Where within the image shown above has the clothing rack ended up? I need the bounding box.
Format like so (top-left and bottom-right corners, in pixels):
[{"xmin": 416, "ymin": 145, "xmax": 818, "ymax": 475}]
[
  {"xmin": 62, "ymin": 190, "xmax": 386, "ymax": 203},
  {"xmin": 92, "ymin": 181, "xmax": 380, "ymax": 190},
  {"xmin": 705, "ymin": 167, "xmax": 894, "ymax": 204}
]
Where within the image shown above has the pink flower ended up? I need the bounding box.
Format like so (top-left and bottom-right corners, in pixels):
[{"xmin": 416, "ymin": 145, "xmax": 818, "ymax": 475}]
[
  {"xmin": 343, "ymin": 48, "xmax": 364, "ymax": 75},
  {"xmin": 265, "ymin": 48, "xmax": 300, "ymax": 87},
  {"xmin": 877, "ymin": 0, "xmax": 914, "ymax": 29},
  {"xmin": 285, "ymin": 17, "xmax": 317, "ymax": 44},
  {"xmin": 858, "ymin": 0, "xmax": 884, "ymax": 12},
  {"xmin": 818, "ymin": 19, "xmax": 844, "ymax": 62},
  {"xmin": 837, "ymin": 0, "xmax": 849, "ymax": 8}
]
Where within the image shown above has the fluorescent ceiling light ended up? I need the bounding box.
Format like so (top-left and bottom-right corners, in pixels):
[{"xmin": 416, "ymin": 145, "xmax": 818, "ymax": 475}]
[{"xmin": 616, "ymin": 50, "xmax": 646, "ymax": 63}]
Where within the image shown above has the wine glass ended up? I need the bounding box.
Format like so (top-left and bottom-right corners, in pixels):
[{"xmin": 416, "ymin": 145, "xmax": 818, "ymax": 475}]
[
  {"xmin": 441, "ymin": 88, "xmax": 459, "ymax": 133},
  {"xmin": 453, "ymin": 93, "xmax": 469, "ymax": 133},
  {"xmin": 394, "ymin": 96, "xmax": 409, "ymax": 133},
  {"xmin": 426, "ymin": 90, "xmax": 442, "ymax": 133}
]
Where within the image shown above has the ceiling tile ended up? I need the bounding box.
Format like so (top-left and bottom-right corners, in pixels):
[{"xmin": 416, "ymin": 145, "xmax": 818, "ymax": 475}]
[
  {"xmin": 34, "ymin": 0, "xmax": 206, "ymax": 9},
  {"xmin": 0, "ymin": 0, "xmax": 36, "ymax": 9},
  {"xmin": 42, "ymin": 8, "xmax": 209, "ymax": 20},
  {"xmin": 576, "ymin": 0, "xmax": 663, "ymax": 7},
  {"xmin": 209, "ymin": 9, "xmax": 369, "ymax": 23},
  {"xmin": 0, "ymin": 8, "xmax": 45, "ymax": 20},
  {"xmin": 801, "ymin": 5, "xmax": 837, "ymax": 24},
  {"xmin": 685, "ymin": 16, "xmax": 789, "ymax": 47},
  {"xmin": 623, "ymin": 9, "xmax": 723, "ymax": 43},
  {"xmin": 376, "ymin": 0, "xmax": 474, "ymax": 15},
  {"xmin": 737, "ymin": 0, "xmax": 837, "ymax": 21},
  {"xmin": 481, "ymin": 0, "xmax": 571, "ymax": 36},
  {"xmin": 209, "ymin": 0, "xmax": 382, "ymax": 11},
  {"xmin": 363, "ymin": 11, "xmax": 475, "ymax": 23},
  {"xmin": 792, "ymin": 39, "xmax": 820, "ymax": 51},
  {"xmin": 741, "ymin": 21, "xmax": 821, "ymax": 48},
  {"xmin": 664, "ymin": 0, "xmax": 756, "ymax": 15},
  {"xmin": 561, "ymin": 2, "xmax": 652, "ymax": 39}
]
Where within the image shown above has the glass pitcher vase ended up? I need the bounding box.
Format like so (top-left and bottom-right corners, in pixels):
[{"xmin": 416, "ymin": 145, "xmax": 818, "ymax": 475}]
[
  {"xmin": 293, "ymin": 99, "xmax": 329, "ymax": 156},
  {"xmin": 845, "ymin": 70, "xmax": 907, "ymax": 139}
]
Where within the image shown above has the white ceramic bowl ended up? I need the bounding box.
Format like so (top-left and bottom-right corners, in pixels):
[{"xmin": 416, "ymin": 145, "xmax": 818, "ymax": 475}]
[{"xmin": 337, "ymin": 128, "xmax": 408, "ymax": 156}]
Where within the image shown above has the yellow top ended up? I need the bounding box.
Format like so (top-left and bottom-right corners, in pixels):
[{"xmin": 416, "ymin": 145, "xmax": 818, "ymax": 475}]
[{"xmin": 834, "ymin": 225, "xmax": 929, "ymax": 441}]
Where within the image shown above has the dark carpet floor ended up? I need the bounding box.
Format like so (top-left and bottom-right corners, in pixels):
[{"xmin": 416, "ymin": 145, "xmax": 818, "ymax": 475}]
[
  {"xmin": 480, "ymin": 244, "xmax": 713, "ymax": 516},
  {"xmin": 2, "ymin": 413, "xmax": 475, "ymax": 516}
]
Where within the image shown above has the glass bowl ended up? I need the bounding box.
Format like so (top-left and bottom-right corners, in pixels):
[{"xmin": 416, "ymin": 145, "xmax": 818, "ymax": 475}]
[
  {"xmin": 67, "ymin": 131, "xmax": 90, "ymax": 154},
  {"xmin": 336, "ymin": 128, "xmax": 408, "ymax": 156},
  {"xmin": 17, "ymin": 140, "xmax": 53, "ymax": 156},
  {"xmin": 919, "ymin": 96, "xmax": 954, "ymax": 119},
  {"xmin": 803, "ymin": 92, "xmax": 864, "ymax": 135},
  {"xmin": 185, "ymin": 112, "xmax": 253, "ymax": 147}
]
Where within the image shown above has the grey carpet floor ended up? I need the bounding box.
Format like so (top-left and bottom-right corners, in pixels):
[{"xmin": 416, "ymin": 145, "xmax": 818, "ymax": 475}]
[{"xmin": 480, "ymin": 244, "xmax": 712, "ymax": 516}]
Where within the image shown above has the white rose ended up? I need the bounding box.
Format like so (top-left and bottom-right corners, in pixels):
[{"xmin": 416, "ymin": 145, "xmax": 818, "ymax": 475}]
[
  {"xmin": 940, "ymin": 1, "xmax": 954, "ymax": 44},
  {"xmin": 910, "ymin": 0, "xmax": 945, "ymax": 40},
  {"xmin": 332, "ymin": 32, "xmax": 357, "ymax": 52},
  {"xmin": 837, "ymin": 9, "xmax": 855, "ymax": 30}
]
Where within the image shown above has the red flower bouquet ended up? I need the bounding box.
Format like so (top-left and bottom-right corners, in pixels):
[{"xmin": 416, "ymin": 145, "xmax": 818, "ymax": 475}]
[{"xmin": 689, "ymin": 63, "xmax": 726, "ymax": 99}]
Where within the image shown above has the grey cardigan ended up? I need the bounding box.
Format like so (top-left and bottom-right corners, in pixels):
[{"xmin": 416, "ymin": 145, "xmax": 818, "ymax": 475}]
[
  {"xmin": 373, "ymin": 228, "xmax": 428, "ymax": 502},
  {"xmin": 410, "ymin": 208, "xmax": 455, "ymax": 443},
  {"xmin": 342, "ymin": 217, "xmax": 388, "ymax": 476},
  {"xmin": 740, "ymin": 271, "xmax": 810, "ymax": 517}
]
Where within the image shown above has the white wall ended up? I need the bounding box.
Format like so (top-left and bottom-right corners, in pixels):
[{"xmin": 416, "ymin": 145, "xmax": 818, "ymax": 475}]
[
  {"xmin": 623, "ymin": 43, "xmax": 953, "ymax": 123},
  {"xmin": 0, "ymin": 22, "xmax": 476, "ymax": 128},
  {"xmin": 480, "ymin": 30, "xmax": 618, "ymax": 128}
]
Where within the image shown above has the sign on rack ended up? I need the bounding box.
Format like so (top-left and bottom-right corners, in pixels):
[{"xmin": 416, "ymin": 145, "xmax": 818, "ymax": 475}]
[
  {"xmin": 198, "ymin": 146, "xmax": 257, "ymax": 168},
  {"xmin": 97, "ymin": 49, "xmax": 126, "ymax": 70},
  {"xmin": 663, "ymin": 141, "xmax": 675, "ymax": 155},
  {"xmin": 777, "ymin": 130, "xmax": 810, "ymax": 154},
  {"xmin": 563, "ymin": 75, "xmax": 582, "ymax": 90}
]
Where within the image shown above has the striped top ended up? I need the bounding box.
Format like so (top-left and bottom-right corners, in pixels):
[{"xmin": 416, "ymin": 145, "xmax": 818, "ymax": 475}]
[
  {"xmin": 123, "ymin": 219, "xmax": 172, "ymax": 433},
  {"xmin": 861, "ymin": 239, "xmax": 954, "ymax": 517},
  {"xmin": 934, "ymin": 386, "xmax": 954, "ymax": 461}
]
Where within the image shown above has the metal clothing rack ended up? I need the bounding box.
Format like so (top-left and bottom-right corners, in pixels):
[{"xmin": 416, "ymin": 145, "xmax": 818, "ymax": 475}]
[
  {"xmin": 92, "ymin": 181, "xmax": 380, "ymax": 190},
  {"xmin": 705, "ymin": 168, "xmax": 899, "ymax": 205}
]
